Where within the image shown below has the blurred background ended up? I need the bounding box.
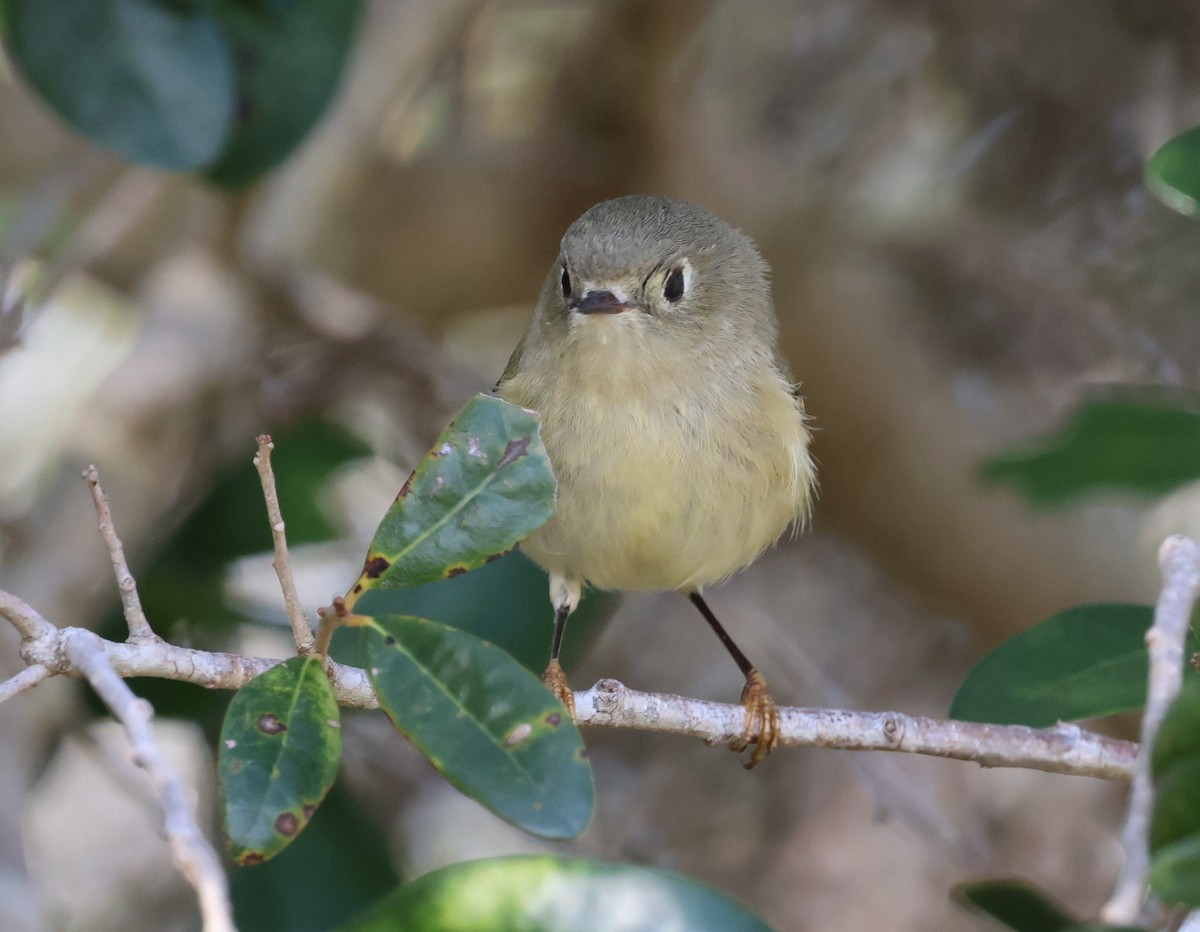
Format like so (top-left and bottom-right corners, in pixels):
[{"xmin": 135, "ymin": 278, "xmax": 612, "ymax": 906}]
[{"xmin": 3, "ymin": 1, "xmax": 1200, "ymax": 929}]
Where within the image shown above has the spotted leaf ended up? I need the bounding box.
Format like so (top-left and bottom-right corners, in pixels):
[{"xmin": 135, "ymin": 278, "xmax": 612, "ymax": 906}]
[
  {"xmin": 346, "ymin": 394, "xmax": 555, "ymax": 605},
  {"xmin": 219, "ymin": 655, "xmax": 342, "ymax": 864}
]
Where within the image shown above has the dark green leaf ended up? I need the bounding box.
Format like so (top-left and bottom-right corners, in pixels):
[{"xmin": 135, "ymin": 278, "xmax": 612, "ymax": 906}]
[
  {"xmin": 219, "ymin": 655, "xmax": 342, "ymax": 863},
  {"xmin": 342, "ymin": 856, "xmax": 771, "ymax": 932},
  {"xmin": 980, "ymin": 388, "xmax": 1200, "ymax": 506},
  {"xmin": 4, "ymin": 0, "xmax": 235, "ymax": 169},
  {"xmin": 347, "ymin": 395, "xmax": 555, "ymax": 603},
  {"xmin": 362, "ymin": 615, "xmax": 592, "ymax": 840},
  {"xmin": 952, "ymin": 879, "xmax": 1139, "ymax": 931},
  {"xmin": 1150, "ymin": 677, "xmax": 1200, "ymax": 906},
  {"xmin": 1150, "ymin": 837, "xmax": 1200, "ymax": 907},
  {"xmin": 1152, "ymin": 674, "xmax": 1200, "ymax": 777},
  {"xmin": 1151, "ymin": 755, "xmax": 1200, "ymax": 853},
  {"xmin": 952, "ymin": 879, "xmax": 1077, "ymax": 931},
  {"xmin": 1146, "ymin": 125, "xmax": 1200, "ymax": 217},
  {"xmin": 204, "ymin": 0, "xmax": 362, "ymax": 186},
  {"xmin": 351, "ymin": 550, "xmax": 619, "ymax": 675},
  {"xmin": 951, "ymin": 604, "xmax": 1158, "ymax": 727},
  {"xmin": 231, "ymin": 783, "xmax": 399, "ymax": 931}
]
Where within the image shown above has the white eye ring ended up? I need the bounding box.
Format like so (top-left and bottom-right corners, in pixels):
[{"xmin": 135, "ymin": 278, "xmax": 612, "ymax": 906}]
[{"xmin": 662, "ymin": 258, "xmax": 692, "ymax": 304}]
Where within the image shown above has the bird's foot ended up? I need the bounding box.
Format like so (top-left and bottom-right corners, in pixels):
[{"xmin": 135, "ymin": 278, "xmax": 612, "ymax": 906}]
[
  {"xmin": 731, "ymin": 668, "xmax": 779, "ymax": 769},
  {"xmin": 541, "ymin": 658, "xmax": 577, "ymax": 721}
]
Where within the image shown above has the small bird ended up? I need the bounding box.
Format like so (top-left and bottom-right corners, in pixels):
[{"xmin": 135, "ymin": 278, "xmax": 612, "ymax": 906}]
[{"xmin": 495, "ymin": 195, "xmax": 815, "ymax": 767}]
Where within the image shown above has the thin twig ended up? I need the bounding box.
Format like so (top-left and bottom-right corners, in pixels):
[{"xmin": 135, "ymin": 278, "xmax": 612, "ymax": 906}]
[
  {"xmin": 1103, "ymin": 535, "xmax": 1200, "ymax": 924},
  {"xmin": 252, "ymin": 435, "xmax": 315, "ymax": 654},
  {"xmin": 0, "ymin": 663, "xmax": 51, "ymax": 703},
  {"xmin": 83, "ymin": 465, "xmax": 158, "ymax": 643},
  {"xmin": 61, "ymin": 631, "xmax": 234, "ymax": 932},
  {"xmin": 574, "ymin": 679, "xmax": 1136, "ymax": 781},
  {"xmin": 0, "ymin": 587, "xmax": 56, "ymax": 642}
]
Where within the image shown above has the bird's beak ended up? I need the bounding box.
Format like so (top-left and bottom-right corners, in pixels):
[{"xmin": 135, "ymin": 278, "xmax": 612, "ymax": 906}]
[{"xmin": 572, "ymin": 290, "xmax": 637, "ymax": 315}]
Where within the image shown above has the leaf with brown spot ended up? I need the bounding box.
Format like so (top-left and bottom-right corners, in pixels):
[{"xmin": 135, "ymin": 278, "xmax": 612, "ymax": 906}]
[
  {"xmin": 219, "ymin": 656, "xmax": 342, "ymax": 864},
  {"xmin": 345, "ymin": 395, "xmax": 555, "ymax": 606},
  {"xmin": 364, "ymin": 614, "xmax": 593, "ymax": 840}
]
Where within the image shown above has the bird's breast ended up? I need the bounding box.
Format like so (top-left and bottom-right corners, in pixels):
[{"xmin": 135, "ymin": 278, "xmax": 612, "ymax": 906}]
[{"xmin": 500, "ymin": 352, "xmax": 812, "ymax": 593}]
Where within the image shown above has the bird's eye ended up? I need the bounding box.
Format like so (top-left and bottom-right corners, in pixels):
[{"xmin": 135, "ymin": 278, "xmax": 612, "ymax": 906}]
[
  {"xmin": 664, "ymin": 267, "xmax": 685, "ymax": 303},
  {"xmin": 560, "ymin": 266, "xmax": 571, "ymax": 298}
]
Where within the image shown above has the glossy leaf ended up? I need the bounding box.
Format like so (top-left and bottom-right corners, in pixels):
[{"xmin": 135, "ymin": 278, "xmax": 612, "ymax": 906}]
[
  {"xmin": 950, "ymin": 604, "xmax": 1156, "ymax": 727},
  {"xmin": 1146, "ymin": 125, "xmax": 1200, "ymax": 217},
  {"xmin": 342, "ymin": 855, "xmax": 771, "ymax": 932},
  {"xmin": 219, "ymin": 655, "xmax": 342, "ymax": 864},
  {"xmin": 346, "ymin": 395, "xmax": 555, "ymax": 605},
  {"xmin": 362, "ymin": 615, "xmax": 592, "ymax": 840},
  {"xmin": 952, "ymin": 878, "xmax": 1138, "ymax": 931},
  {"xmin": 980, "ymin": 388, "xmax": 1200, "ymax": 506},
  {"xmin": 205, "ymin": 0, "xmax": 362, "ymax": 186},
  {"xmin": 4, "ymin": 0, "xmax": 235, "ymax": 170},
  {"xmin": 1150, "ymin": 678, "xmax": 1200, "ymax": 905}
]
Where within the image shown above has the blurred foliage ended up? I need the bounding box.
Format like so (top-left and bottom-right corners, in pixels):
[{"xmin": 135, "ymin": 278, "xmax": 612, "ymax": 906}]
[
  {"xmin": 1, "ymin": 0, "xmax": 360, "ymax": 182},
  {"xmin": 981, "ymin": 388, "xmax": 1200, "ymax": 507},
  {"xmin": 952, "ymin": 879, "xmax": 1139, "ymax": 931},
  {"xmin": 230, "ymin": 782, "xmax": 399, "ymax": 932},
  {"xmin": 1150, "ymin": 678, "xmax": 1200, "ymax": 906},
  {"xmin": 91, "ymin": 418, "xmax": 369, "ymax": 739},
  {"xmin": 203, "ymin": 0, "xmax": 362, "ymax": 186},
  {"xmin": 350, "ymin": 551, "xmax": 617, "ymax": 676},
  {"xmin": 219, "ymin": 655, "xmax": 341, "ymax": 864},
  {"xmin": 1147, "ymin": 125, "xmax": 1200, "ymax": 218},
  {"xmin": 950, "ymin": 604, "xmax": 1200, "ymax": 727},
  {"xmin": 342, "ymin": 855, "xmax": 772, "ymax": 932}
]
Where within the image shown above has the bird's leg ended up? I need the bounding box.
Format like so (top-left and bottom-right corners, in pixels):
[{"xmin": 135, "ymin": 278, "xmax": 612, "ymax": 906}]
[
  {"xmin": 542, "ymin": 575, "xmax": 581, "ymax": 719},
  {"xmin": 688, "ymin": 592, "xmax": 780, "ymax": 769}
]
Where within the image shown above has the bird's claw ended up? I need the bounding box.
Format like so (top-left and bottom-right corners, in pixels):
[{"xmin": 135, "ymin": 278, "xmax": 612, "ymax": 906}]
[
  {"xmin": 732, "ymin": 669, "xmax": 779, "ymax": 769},
  {"xmin": 541, "ymin": 658, "xmax": 577, "ymax": 721}
]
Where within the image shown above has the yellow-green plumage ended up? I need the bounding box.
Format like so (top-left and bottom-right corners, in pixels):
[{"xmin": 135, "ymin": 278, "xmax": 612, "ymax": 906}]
[{"xmin": 497, "ymin": 196, "xmax": 814, "ymax": 608}]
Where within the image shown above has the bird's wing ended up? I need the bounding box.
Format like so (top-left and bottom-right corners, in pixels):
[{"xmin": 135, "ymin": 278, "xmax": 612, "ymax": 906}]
[{"xmin": 493, "ymin": 332, "xmax": 527, "ymax": 393}]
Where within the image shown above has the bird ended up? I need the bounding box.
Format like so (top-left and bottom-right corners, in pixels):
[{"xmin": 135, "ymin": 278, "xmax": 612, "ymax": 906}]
[{"xmin": 495, "ymin": 195, "xmax": 815, "ymax": 767}]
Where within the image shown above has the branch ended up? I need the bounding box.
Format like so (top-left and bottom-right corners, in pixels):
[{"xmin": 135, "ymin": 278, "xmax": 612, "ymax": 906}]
[
  {"xmin": 0, "ymin": 588, "xmax": 1135, "ymax": 780},
  {"xmin": 1103, "ymin": 535, "xmax": 1200, "ymax": 924},
  {"xmin": 574, "ymin": 679, "xmax": 1135, "ymax": 781},
  {"xmin": 60, "ymin": 630, "xmax": 234, "ymax": 932},
  {"xmin": 83, "ymin": 465, "xmax": 158, "ymax": 643},
  {"xmin": 252, "ymin": 435, "xmax": 315, "ymax": 654},
  {"xmin": 0, "ymin": 663, "xmax": 50, "ymax": 703}
]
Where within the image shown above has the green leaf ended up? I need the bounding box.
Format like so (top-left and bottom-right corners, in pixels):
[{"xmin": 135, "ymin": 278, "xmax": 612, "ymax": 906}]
[
  {"xmin": 1150, "ymin": 677, "xmax": 1200, "ymax": 906},
  {"xmin": 352, "ymin": 550, "xmax": 620, "ymax": 675},
  {"xmin": 347, "ymin": 395, "xmax": 555, "ymax": 605},
  {"xmin": 1150, "ymin": 836, "xmax": 1200, "ymax": 907},
  {"xmin": 980, "ymin": 388, "xmax": 1200, "ymax": 506},
  {"xmin": 219, "ymin": 655, "xmax": 342, "ymax": 864},
  {"xmin": 952, "ymin": 878, "xmax": 1139, "ymax": 931},
  {"xmin": 1151, "ymin": 755, "xmax": 1200, "ymax": 853},
  {"xmin": 1147, "ymin": 125, "xmax": 1200, "ymax": 217},
  {"xmin": 362, "ymin": 615, "xmax": 592, "ymax": 840},
  {"xmin": 3, "ymin": 0, "xmax": 235, "ymax": 170},
  {"xmin": 231, "ymin": 784, "xmax": 399, "ymax": 932},
  {"xmin": 341, "ymin": 856, "xmax": 771, "ymax": 932},
  {"xmin": 950, "ymin": 604, "xmax": 1157, "ymax": 727},
  {"xmin": 204, "ymin": 0, "xmax": 362, "ymax": 186},
  {"xmin": 1152, "ymin": 674, "xmax": 1200, "ymax": 777}
]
